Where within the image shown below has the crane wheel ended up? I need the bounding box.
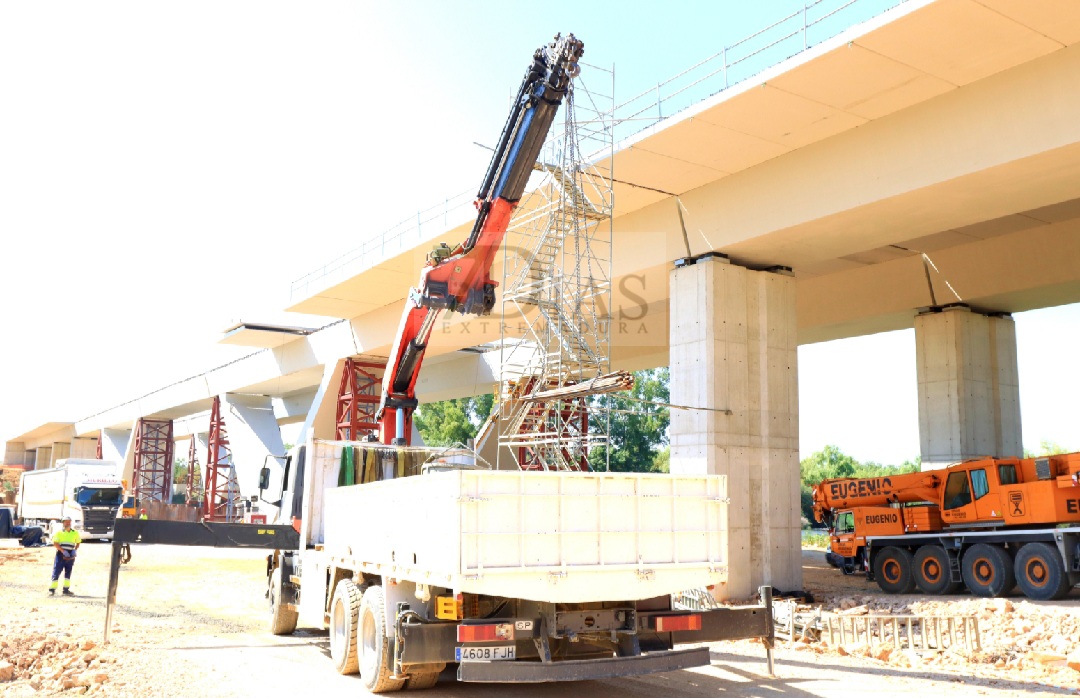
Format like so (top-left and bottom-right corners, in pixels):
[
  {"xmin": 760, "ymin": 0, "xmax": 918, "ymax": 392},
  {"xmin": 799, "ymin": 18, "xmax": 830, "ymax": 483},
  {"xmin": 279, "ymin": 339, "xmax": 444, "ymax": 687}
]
[
  {"xmin": 913, "ymin": 545, "xmax": 961, "ymax": 595},
  {"xmin": 330, "ymin": 579, "xmax": 362, "ymax": 674},
  {"xmin": 961, "ymin": 543, "xmax": 1015, "ymax": 598},
  {"xmin": 1014, "ymin": 542, "xmax": 1071, "ymax": 601},
  {"xmin": 873, "ymin": 546, "xmax": 916, "ymax": 594}
]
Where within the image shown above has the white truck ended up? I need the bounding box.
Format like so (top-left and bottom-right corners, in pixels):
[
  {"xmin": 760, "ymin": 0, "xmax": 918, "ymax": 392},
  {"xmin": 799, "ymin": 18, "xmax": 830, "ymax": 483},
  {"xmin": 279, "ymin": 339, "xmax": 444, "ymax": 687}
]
[
  {"xmin": 264, "ymin": 440, "xmax": 774, "ymax": 692},
  {"xmin": 18, "ymin": 459, "xmax": 125, "ymax": 540}
]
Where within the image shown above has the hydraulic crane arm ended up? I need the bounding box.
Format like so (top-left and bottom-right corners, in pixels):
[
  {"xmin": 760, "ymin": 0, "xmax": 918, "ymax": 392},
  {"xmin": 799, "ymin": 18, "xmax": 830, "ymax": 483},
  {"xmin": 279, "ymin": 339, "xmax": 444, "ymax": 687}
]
[
  {"xmin": 812, "ymin": 471, "xmax": 942, "ymax": 526},
  {"xmin": 376, "ymin": 33, "xmax": 585, "ymax": 445}
]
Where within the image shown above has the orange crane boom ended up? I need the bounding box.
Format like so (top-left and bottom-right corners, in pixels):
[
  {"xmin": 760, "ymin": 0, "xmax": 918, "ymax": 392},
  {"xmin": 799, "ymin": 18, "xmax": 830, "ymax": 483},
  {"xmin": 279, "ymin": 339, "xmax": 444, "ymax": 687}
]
[{"xmin": 375, "ymin": 34, "xmax": 584, "ymax": 445}]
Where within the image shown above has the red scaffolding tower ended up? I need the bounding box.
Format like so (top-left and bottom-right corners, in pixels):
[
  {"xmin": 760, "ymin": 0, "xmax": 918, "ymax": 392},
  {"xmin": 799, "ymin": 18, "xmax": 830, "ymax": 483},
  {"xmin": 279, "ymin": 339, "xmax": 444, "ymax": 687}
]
[
  {"xmin": 203, "ymin": 396, "xmax": 239, "ymax": 522},
  {"xmin": 336, "ymin": 358, "xmax": 384, "ymax": 441},
  {"xmin": 132, "ymin": 419, "xmax": 174, "ymax": 502}
]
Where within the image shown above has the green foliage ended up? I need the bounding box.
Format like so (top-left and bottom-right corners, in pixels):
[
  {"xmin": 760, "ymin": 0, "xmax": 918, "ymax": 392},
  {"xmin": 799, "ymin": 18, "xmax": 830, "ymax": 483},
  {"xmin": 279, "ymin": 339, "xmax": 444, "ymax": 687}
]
[
  {"xmin": 799, "ymin": 445, "xmax": 920, "ymax": 526},
  {"xmin": 171, "ymin": 457, "xmax": 201, "ymax": 499},
  {"xmin": 1023, "ymin": 438, "xmax": 1071, "ymax": 458},
  {"xmin": 172, "ymin": 457, "xmax": 188, "ymax": 484},
  {"xmin": 414, "ymin": 393, "xmax": 496, "ymax": 447},
  {"xmin": 651, "ymin": 447, "xmax": 670, "ymax": 474},
  {"xmin": 803, "ymin": 531, "xmax": 829, "ymax": 549},
  {"xmin": 590, "ymin": 368, "xmax": 670, "ymax": 472}
]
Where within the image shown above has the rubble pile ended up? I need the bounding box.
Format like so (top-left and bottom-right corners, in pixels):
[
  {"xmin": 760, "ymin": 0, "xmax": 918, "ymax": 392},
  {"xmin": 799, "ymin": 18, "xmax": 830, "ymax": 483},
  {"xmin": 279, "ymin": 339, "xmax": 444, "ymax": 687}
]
[
  {"xmin": 0, "ymin": 620, "xmax": 117, "ymax": 694},
  {"xmin": 807, "ymin": 593, "xmax": 1080, "ymax": 688}
]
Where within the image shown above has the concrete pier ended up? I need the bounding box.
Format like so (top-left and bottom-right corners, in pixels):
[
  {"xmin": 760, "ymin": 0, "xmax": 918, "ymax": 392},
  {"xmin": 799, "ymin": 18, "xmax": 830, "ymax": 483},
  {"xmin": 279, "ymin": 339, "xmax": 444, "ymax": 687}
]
[
  {"xmin": 915, "ymin": 305, "xmax": 1022, "ymax": 469},
  {"xmin": 669, "ymin": 256, "xmax": 801, "ymax": 599}
]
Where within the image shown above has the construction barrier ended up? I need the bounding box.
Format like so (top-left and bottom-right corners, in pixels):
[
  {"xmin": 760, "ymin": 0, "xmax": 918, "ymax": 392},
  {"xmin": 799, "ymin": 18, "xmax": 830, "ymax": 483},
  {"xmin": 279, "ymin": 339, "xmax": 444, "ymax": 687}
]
[{"xmin": 772, "ymin": 600, "xmax": 981, "ymax": 652}]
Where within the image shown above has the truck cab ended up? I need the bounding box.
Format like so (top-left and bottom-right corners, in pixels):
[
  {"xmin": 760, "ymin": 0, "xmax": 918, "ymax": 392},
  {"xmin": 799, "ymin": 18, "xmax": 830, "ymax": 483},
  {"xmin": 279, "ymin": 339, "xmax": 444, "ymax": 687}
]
[{"xmin": 18, "ymin": 459, "xmax": 125, "ymax": 540}]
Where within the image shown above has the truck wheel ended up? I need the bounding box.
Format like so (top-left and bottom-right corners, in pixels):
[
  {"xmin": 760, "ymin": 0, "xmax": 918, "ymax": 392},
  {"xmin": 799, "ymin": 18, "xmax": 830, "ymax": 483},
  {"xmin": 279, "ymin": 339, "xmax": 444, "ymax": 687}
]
[
  {"xmin": 913, "ymin": 545, "xmax": 960, "ymax": 595},
  {"xmin": 268, "ymin": 568, "xmax": 298, "ymax": 635},
  {"xmin": 359, "ymin": 585, "xmax": 405, "ymax": 693},
  {"xmin": 1014, "ymin": 542, "xmax": 1071, "ymax": 601},
  {"xmin": 404, "ymin": 664, "xmax": 445, "ymax": 690},
  {"xmin": 962, "ymin": 544, "xmax": 1015, "ymax": 597},
  {"xmin": 330, "ymin": 579, "xmax": 362, "ymax": 674},
  {"xmin": 873, "ymin": 546, "xmax": 916, "ymax": 594}
]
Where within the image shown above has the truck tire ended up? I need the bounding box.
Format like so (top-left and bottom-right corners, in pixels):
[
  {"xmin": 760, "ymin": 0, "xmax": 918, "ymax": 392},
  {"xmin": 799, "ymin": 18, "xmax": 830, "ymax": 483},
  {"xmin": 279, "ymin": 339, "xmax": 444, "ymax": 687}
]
[
  {"xmin": 1014, "ymin": 542, "xmax": 1071, "ymax": 601},
  {"xmin": 913, "ymin": 545, "xmax": 961, "ymax": 595},
  {"xmin": 359, "ymin": 585, "xmax": 405, "ymax": 693},
  {"xmin": 873, "ymin": 546, "xmax": 916, "ymax": 594},
  {"xmin": 330, "ymin": 579, "xmax": 362, "ymax": 674},
  {"xmin": 404, "ymin": 664, "xmax": 445, "ymax": 690},
  {"xmin": 962, "ymin": 544, "xmax": 1015, "ymax": 597},
  {"xmin": 268, "ymin": 568, "xmax": 298, "ymax": 635}
]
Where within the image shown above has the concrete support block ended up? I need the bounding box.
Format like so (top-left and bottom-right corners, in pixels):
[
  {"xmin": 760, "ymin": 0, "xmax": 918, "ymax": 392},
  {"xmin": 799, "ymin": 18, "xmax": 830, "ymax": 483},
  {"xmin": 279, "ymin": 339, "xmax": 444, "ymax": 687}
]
[
  {"xmin": 50, "ymin": 442, "xmax": 70, "ymax": 467},
  {"xmin": 915, "ymin": 306, "xmax": 1022, "ymax": 469},
  {"xmin": 300, "ymin": 360, "xmax": 347, "ymax": 444},
  {"xmin": 100, "ymin": 427, "xmax": 134, "ymax": 482},
  {"xmin": 34, "ymin": 447, "xmax": 51, "ymax": 471},
  {"xmin": 669, "ymin": 257, "xmax": 801, "ymax": 600},
  {"xmin": 272, "ymin": 389, "xmax": 318, "ymax": 426},
  {"xmin": 70, "ymin": 437, "xmax": 98, "ymax": 459},
  {"xmin": 4, "ymin": 442, "xmax": 27, "ymax": 466},
  {"xmin": 220, "ymin": 394, "xmax": 287, "ymax": 520}
]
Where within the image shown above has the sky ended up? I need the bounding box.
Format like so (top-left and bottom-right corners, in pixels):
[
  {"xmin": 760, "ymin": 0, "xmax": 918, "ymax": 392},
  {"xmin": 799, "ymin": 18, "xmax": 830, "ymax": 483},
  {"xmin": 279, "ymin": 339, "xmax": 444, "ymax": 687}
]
[{"xmin": 1, "ymin": 1, "xmax": 1078, "ymax": 466}]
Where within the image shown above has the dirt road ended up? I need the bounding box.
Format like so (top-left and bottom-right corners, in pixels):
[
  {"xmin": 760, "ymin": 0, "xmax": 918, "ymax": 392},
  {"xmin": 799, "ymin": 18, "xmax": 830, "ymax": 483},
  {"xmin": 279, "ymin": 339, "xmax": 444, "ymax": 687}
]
[{"xmin": 1, "ymin": 541, "xmax": 1078, "ymax": 696}]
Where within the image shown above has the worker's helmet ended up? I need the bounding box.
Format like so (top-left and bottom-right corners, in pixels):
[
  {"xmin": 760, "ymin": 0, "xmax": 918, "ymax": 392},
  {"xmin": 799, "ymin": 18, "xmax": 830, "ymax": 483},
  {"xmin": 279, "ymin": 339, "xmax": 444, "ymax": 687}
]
[
  {"xmin": 61, "ymin": 516, "xmax": 72, "ymax": 522},
  {"xmin": 140, "ymin": 508, "xmax": 147, "ymax": 513}
]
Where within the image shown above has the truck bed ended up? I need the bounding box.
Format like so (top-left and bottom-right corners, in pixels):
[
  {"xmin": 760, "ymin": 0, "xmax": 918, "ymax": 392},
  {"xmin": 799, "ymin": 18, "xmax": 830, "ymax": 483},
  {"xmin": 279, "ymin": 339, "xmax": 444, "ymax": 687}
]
[{"xmin": 322, "ymin": 469, "xmax": 729, "ymax": 603}]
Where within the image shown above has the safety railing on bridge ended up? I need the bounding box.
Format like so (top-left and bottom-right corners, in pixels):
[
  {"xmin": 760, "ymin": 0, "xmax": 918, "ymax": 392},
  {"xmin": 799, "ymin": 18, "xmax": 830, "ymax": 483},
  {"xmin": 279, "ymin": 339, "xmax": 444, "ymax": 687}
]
[
  {"xmin": 612, "ymin": 0, "xmax": 907, "ymax": 143},
  {"xmin": 289, "ymin": 0, "xmax": 910, "ymax": 305}
]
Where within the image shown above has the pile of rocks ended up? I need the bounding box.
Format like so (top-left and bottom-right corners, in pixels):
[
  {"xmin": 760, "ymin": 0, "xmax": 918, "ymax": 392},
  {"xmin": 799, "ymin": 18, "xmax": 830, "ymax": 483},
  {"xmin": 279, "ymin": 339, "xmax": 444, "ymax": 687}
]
[
  {"xmin": 0, "ymin": 620, "xmax": 115, "ymax": 693},
  {"xmin": 809, "ymin": 594, "xmax": 1080, "ymax": 688}
]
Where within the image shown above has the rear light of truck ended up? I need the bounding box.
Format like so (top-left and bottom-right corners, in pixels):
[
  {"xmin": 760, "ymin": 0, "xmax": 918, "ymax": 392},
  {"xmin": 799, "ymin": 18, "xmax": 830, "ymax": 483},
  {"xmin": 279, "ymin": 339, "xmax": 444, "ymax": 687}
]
[
  {"xmin": 457, "ymin": 623, "xmax": 514, "ymax": 643},
  {"xmin": 651, "ymin": 614, "xmax": 702, "ymax": 632}
]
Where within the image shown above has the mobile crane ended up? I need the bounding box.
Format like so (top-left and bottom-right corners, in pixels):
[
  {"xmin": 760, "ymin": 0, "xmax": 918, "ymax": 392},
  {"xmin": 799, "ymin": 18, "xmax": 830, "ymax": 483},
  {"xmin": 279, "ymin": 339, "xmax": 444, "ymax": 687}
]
[
  {"xmin": 374, "ymin": 33, "xmax": 584, "ymax": 446},
  {"xmin": 812, "ymin": 452, "xmax": 1080, "ymax": 600},
  {"xmin": 263, "ymin": 35, "xmax": 777, "ymax": 692}
]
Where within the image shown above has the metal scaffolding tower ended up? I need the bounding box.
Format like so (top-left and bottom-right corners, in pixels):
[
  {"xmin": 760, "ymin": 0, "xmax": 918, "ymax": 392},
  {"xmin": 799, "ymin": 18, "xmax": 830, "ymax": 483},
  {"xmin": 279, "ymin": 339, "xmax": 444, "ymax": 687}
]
[
  {"xmin": 336, "ymin": 357, "xmax": 384, "ymax": 441},
  {"xmin": 132, "ymin": 418, "xmax": 174, "ymax": 502},
  {"xmin": 498, "ymin": 63, "xmax": 616, "ymax": 471},
  {"xmin": 203, "ymin": 396, "xmax": 240, "ymax": 522}
]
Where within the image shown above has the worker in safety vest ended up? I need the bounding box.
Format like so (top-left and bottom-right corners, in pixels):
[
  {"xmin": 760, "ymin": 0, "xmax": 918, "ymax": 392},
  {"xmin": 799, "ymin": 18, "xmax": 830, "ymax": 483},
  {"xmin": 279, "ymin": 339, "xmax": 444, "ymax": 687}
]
[
  {"xmin": 139, "ymin": 509, "xmax": 148, "ymax": 520},
  {"xmin": 49, "ymin": 516, "xmax": 81, "ymax": 596}
]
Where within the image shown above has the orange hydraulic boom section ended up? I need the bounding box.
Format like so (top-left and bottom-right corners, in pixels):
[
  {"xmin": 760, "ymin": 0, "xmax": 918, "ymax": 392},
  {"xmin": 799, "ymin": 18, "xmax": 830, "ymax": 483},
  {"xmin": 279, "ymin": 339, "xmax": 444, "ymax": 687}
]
[{"xmin": 375, "ymin": 34, "xmax": 584, "ymax": 445}]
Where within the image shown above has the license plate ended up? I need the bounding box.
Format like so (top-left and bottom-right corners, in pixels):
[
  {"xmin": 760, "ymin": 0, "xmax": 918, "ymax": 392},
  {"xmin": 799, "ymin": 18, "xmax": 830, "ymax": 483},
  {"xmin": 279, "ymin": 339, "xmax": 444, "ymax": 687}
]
[{"xmin": 455, "ymin": 645, "xmax": 516, "ymax": 662}]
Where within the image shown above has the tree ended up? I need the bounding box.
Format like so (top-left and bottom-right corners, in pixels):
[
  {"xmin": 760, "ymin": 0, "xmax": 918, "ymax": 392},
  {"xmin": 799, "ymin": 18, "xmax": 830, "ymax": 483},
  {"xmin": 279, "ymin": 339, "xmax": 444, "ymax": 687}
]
[
  {"xmin": 798, "ymin": 445, "xmax": 920, "ymax": 526},
  {"xmin": 173, "ymin": 457, "xmax": 188, "ymax": 485},
  {"xmin": 414, "ymin": 393, "xmax": 495, "ymax": 447},
  {"xmin": 590, "ymin": 368, "xmax": 670, "ymax": 472},
  {"xmin": 1024, "ymin": 438, "xmax": 1071, "ymax": 458}
]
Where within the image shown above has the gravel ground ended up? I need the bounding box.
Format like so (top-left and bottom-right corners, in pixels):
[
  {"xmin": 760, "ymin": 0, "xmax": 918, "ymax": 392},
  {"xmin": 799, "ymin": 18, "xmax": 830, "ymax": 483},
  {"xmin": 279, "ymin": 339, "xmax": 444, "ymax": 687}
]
[{"xmin": 1, "ymin": 541, "xmax": 1079, "ymax": 696}]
